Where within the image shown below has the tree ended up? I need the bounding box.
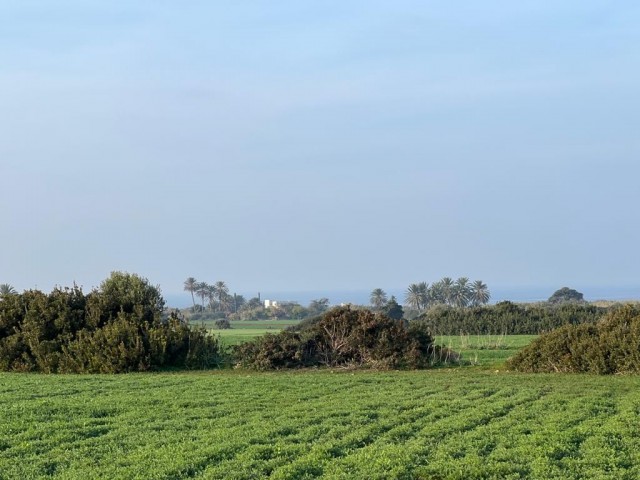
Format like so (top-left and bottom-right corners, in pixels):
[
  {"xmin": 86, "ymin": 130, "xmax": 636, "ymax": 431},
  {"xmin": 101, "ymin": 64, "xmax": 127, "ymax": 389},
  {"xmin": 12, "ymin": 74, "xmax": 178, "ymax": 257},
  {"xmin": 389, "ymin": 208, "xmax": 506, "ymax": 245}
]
[
  {"xmin": 244, "ymin": 297, "xmax": 263, "ymax": 310},
  {"xmin": 308, "ymin": 298, "xmax": 330, "ymax": 316},
  {"xmin": 439, "ymin": 277, "xmax": 455, "ymax": 305},
  {"xmin": 383, "ymin": 296, "xmax": 404, "ymax": 320},
  {"xmin": 205, "ymin": 284, "xmax": 216, "ymax": 311},
  {"xmin": 195, "ymin": 282, "xmax": 209, "ymax": 309},
  {"xmin": 405, "ymin": 282, "xmax": 428, "ymax": 311},
  {"xmin": 232, "ymin": 294, "xmax": 245, "ymax": 313},
  {"xmin": 452, "ymin": 277, "xmax": 471, "ymax": 308},
  {"xmin": 470, "ymin": 280, "xmax": 491, "ymax": 306},
  {"xmin": 183, "ymin": 277, "xmax": 198, "ymax": 311},
  {"xmin": 370, "ymin": 288, "xmax": 387, "ymax": 309},
  {"xmin": 0, "ymin": 284, "xmax": 17, "ymax": 297},
  {"xmin": 548, "ymin": 287, "xmax": 584, "ymax": 304},
  {"xmin": 213, "ymin": 281, "xmax": 229, "ymax": 312}
]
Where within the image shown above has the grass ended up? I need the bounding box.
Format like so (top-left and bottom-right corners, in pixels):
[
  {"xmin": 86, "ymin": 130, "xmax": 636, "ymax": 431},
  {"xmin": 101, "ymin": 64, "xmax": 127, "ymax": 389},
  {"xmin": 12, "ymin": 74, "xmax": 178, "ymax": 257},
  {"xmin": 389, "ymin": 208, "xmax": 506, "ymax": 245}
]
[
  {"xmin": 206, "ymin": 320, "xmax": 301, "ymax": 346},
  {"xmin": 436, "ymin": 334, "xmax": 538, "ymax": 367},
  {"xmin": 1, "ymin": 370, "xmax": 640, "ymax": 479}
]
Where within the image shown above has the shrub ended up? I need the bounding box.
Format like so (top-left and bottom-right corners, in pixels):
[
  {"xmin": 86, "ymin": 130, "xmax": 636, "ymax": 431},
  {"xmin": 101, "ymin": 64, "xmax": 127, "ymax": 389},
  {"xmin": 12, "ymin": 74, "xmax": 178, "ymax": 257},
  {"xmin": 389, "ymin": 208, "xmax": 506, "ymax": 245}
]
[
  {"xmin": 0, "ymin": 273, "xmax": 221, "ymax": 373},
  {"xmin": 234, "ymin": 306, "xmax": 449, "ymax": 370},
  {"xmin": 507, "ymin": 304, "xmax": 640, "ymax": 374},
  {"xmin": 214, "ymin": 319, "xmax": 231, "ymax": 329}
]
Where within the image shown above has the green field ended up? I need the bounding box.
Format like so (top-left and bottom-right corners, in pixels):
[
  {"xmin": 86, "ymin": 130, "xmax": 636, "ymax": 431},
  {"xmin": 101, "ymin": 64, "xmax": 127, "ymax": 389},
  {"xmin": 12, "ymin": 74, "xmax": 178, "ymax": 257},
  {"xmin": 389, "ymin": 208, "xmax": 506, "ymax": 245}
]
[
  {"xmin": 1, "ymin": 370, "xmax": 640, "ymax": 479},
  {"xmin": 436, "ymin": 334, "xmax": 538, "ymax": 367},
  {"xmin": 208, "ymin": 320, "xmax": 301, "ymax": 346}
]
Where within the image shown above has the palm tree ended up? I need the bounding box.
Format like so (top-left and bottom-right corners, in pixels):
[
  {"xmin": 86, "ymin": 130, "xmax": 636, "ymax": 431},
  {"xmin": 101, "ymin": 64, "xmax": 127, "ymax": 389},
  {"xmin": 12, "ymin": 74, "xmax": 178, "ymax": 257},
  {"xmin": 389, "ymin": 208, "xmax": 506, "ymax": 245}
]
[
  {"xmin": 370, "ymin": 288, "xmax": 387, "ymax": 309},
  {"xmin": 183, "ymin": 277, "xmax": 198, "ymax": 311},
  {"xmin": 440, "ymin": 277, "xmax": 455, "ymax": 306},
  {"xmin": 213, "ymin": 281, "xmax": 229, "ymax": 312},
  {"xmin": 0, "ymin": 284, "xmax": 17, "ymax": 298},
  {"xmin": 205, "ymin": 284, "xmax": 216, "ymax": 311},
  {"xmin": 219, "ymin": 291, "xmax": 233, "ymax": 314},
  {"xmin": 470, "ymin": 280, "xmax": 491, "ymax": 306},
  {"xmin": 195, "ymin": 282, "xmax": 209, "ymax": 310},
  {"xmin": 405, "ymin": 282, "xmax": 428, "ymax": 311},
  {"xmin": 452, "ymin": 277, "xmax": 471, "ymax": 307}
]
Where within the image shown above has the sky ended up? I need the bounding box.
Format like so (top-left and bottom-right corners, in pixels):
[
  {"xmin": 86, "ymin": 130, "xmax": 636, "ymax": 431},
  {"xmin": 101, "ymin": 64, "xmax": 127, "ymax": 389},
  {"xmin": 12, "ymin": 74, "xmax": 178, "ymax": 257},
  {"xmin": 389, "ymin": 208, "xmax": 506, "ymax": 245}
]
[{"xmin": 1, "ymin": 1, "xmax": 639, "ymax": 303}]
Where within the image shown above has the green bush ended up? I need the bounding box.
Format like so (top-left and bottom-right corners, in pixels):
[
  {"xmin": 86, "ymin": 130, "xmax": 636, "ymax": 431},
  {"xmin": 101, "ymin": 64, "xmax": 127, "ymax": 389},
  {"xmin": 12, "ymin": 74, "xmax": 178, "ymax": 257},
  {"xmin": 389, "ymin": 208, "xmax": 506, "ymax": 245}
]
[
  {"xmin": 0, "ymin": 273, "xmax": 221, "ymax": 373},
  {"xmin": 233, "ymin": 306, "xmax": 448, "ymax": 370},
  {"xmin": 507, "ymin": 304, "xmax": 640, "ymax": 374}
]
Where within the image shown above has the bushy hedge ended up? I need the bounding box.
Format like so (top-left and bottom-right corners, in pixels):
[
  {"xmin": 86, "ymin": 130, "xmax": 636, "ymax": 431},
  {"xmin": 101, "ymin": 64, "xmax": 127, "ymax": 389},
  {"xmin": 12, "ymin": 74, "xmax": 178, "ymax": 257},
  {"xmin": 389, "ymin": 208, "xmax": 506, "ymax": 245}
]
[
  {"xmin": 507, "ymin": 304, "xmax": 640, "ymax": 374},
  {"xmin": 233, "ymin": 306, "xmax": 454, "ymax": 370},
  {"xmin": 413, "ymin": 301, "xmax": 609, "ymax": 335},
  {"xmin": 0, "ymin": 273, "xmax": 221, "ymax": 373}
]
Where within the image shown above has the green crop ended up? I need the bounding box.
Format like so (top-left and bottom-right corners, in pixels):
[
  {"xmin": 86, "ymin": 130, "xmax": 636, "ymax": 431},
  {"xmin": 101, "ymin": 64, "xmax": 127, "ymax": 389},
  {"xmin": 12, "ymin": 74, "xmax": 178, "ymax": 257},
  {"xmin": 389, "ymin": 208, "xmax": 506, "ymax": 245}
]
[{"xmin": 1, "ymin": 370, "xmax": 639, "ymax": 479}]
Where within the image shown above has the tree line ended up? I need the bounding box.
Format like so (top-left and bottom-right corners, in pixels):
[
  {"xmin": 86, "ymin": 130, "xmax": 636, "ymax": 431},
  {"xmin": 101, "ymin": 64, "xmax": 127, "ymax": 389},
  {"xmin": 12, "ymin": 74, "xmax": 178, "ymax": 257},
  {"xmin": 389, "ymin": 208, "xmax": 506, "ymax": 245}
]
[
  {"xmin": 413, "ymin": 301, "xmax": 610, "ymax": 335},
  {"xmin": 183, "ymin": 277, "xmax": 330, "ymax": 321}
]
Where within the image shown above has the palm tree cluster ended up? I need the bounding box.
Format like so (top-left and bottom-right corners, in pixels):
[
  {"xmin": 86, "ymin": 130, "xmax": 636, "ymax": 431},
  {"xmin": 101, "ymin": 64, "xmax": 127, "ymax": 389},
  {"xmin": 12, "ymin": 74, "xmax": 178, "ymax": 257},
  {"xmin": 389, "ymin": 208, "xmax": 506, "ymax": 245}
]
[
  {"xmin": 183, "ymin": 277, "xmax": 242, "ymax": 314},
  {"xmin": 405, "ymin": 277, "xmax": 490, "ymax": 311}
]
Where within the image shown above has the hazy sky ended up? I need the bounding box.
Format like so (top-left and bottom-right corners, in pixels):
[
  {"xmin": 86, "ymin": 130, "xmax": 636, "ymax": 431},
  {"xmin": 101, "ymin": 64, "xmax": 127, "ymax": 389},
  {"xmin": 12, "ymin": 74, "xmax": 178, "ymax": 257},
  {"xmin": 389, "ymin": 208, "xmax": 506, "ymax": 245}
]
[{"xmin": 1, "ymin": 1, "xmax": 639, "ymax": 298}]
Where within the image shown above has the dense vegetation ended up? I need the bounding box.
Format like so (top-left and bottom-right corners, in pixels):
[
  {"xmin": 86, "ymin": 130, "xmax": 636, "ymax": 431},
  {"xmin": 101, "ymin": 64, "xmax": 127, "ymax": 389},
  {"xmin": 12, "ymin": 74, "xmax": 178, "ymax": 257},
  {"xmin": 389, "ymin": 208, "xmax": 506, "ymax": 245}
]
[
  {"xmin": 2, "ymin": 370, "xmax": 639, "ymax": 479},
  {"xmin": 233, "ymin": 306, "xmax": 452, "ymax": 370},
  {"xmin": 0, "ymin": 273, "xmax": 220, "ymax": 373},
  {"xmin": 508, "ymin": 304, "xmax": 640, "ymax": 374},
  {"xmin": 403, "ymin": 277, "xmax": 491, "ymax": 310},
  {"xmin": 413, "ymin": 301, "xmax": 609, "ymax": 335}
]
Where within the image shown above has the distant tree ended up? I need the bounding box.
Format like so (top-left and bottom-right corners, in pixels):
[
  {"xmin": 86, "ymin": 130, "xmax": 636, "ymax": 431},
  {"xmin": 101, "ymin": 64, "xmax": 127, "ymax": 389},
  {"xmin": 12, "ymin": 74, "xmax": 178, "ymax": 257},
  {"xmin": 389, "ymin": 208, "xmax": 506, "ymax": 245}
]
[
  {"xmin": 183, "ymin": 277, "xmax": 198, "ymax": 311},
  {"xmin": 452, "ymin": 277, "xmax": 471, "ymax": 307},
  {"xmin": 232, "ymin": 294, "xmax": 245, "ymax": 313},
  {"xmin": 308, "ymin": 298, "xmax": 330, "ymax": 316},
  {"xmin": 548, "ymin": 287, "xmax": 584, "ymax": 304},
  {"xmin": 405, "ymin": 282, "xmax": 428, "ymax": 311},
  {"xmin": 383, "ymin": 296, "xmax": 404, "ymax": 320},
  {"xmin": 470, "ymin": 280, "xmax": 491, "ymax": 306},
  {"xmin": 213, "ymin": 281, "xmax": 229, "ymax": 312},
  {"xmin": 204, "ymin": 284, "xmax": 216, "ymax": 311},
  {"xmin": 370, "ymin": 288, "xmax": 388, "ymax": 309},
  {"xmin": 440, "ymin": 277, "xmax": 455, "ymax": 305},
  {"xmin": 0, "ymin": 284, "xmax": 17, "ymax": 297},
  {"xmin": 195, "ymin": 282, "xmax": 209, "ymax": 309},
  {"xmin": 219, "ymin": 292, "xmax": 233, "ymax": 314},
  {"xmin": 244, "ymin": 297, "xmax": 263, "ymax": 310}
]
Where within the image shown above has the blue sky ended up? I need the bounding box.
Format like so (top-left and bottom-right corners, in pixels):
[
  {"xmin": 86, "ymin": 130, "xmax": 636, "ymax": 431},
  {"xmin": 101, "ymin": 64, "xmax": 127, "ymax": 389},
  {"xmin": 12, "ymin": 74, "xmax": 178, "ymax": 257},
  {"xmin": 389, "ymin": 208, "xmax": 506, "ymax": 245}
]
[{"xmin": 1, "ymin": 1, "xmax": 639, "ymax": 300}]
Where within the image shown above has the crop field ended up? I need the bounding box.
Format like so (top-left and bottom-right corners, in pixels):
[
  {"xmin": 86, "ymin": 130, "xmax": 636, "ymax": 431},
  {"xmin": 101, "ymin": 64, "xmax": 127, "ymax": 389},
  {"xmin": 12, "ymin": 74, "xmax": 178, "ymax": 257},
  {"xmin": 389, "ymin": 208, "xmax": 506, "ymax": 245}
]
[
  {"xmin": 2, "ymin": 369, "xmax": 640, "ymax": 479},
  {"xmin": 436, "ymin": 334, "xmax": 537, "ymax": 367},
  {"xmin": 208, "ymin": 320, "xmax": 302, "ymax": 346}
]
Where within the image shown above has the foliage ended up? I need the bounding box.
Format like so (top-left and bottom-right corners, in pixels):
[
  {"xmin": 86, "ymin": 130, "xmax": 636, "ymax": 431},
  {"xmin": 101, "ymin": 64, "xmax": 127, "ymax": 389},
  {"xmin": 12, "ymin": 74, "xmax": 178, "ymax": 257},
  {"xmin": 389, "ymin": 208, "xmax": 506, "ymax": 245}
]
[
  {"xmin": 405, "ymin": 276, "xmax": 491, "ymax": 310},
  {"xmin": 2, "ymin": 371, "xmax": 640, "ymax": 479},
  {"xmin": 548, "ymin": 287, "xmax": 585, "ymax": 304},
  {"xmin": 382, "ymin": 295, "xmax": 404, "ymax": 320},
  {"xmin": 0, "ymin": 273, "xmax": 221, "ymax": 373},
  {"xmin": 413, "ymin": 301, "xmax": 608, "ymax": 335},
  {"xmin": 234, "ymin": 306, "xmax": 445, "ymax": 370},
  {"xmin": 369, "ymin": 288, "xmax": 387, "ymax": 309},
  {"xmin": 0, "ymin": 284, "xmax": 17, "ymax": 297},
  {"xmin": 507, "ymin": 304, "xmax": 640, "ymax": 374}
]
